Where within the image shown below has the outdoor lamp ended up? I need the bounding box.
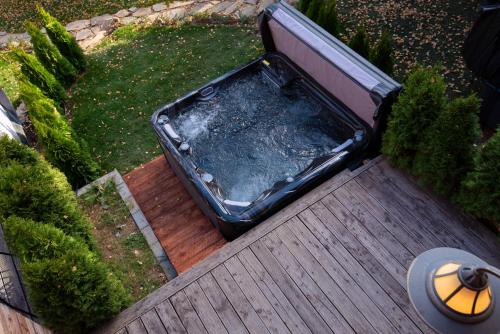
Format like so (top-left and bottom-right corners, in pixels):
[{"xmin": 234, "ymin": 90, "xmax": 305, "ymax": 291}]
[{"xmin": 407, "ymin": 247, "xmax": 500, "ymax": 334}]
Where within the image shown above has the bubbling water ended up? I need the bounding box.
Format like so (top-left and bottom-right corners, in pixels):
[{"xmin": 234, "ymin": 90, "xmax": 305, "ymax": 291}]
[{"xmin": 170, "ymin": 71, "xmax": 347, "ymax": 202}]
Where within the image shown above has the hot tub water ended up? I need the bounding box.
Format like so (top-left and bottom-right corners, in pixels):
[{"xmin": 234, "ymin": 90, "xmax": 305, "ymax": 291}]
[{"xmin": 171, "ymin": 71, "xmax": 347, "ymax": 202}]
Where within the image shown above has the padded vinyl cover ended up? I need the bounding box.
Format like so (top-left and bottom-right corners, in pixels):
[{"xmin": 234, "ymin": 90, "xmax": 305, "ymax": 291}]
[{"xmin": 258, "ymin": 1, "xmax": 401, "ymax": 130}]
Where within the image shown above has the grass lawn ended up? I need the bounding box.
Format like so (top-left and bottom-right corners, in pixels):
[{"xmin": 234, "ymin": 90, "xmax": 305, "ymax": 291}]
[
  {"xmin": 79, "ymin": 180, "xmax": 166, "ymax": 303},
  {"xmin": 0, "ymin": 0, "xmax": 160, "ymax": 33},
  {"xmin": 336, "ymin": 0, "xmax": 479, "ymax": 95},
  {"xmin": 69, "ymin": 24, "xmax": 261, "ymax": 173}
]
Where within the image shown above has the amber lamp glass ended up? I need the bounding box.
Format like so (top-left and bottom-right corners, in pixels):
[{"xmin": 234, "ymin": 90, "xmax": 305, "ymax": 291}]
[{"xmin": 408, "ymin": 248, "xmax": 500, "ymax": 334}]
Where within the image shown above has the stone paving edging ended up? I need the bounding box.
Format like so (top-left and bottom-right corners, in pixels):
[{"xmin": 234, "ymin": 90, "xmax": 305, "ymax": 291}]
[
  {"xmin": 0, "ymin": 0, "xmax": 284, "ymax": 50},
  {"xmin": 77, "ymin": 169, "xmax": 178, "ymax": 281}
]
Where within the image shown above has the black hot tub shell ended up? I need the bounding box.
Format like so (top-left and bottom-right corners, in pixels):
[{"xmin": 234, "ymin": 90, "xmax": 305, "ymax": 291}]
[{"xmin": 151, "ymin": 1, "xmax": 401, "ymax": 240}]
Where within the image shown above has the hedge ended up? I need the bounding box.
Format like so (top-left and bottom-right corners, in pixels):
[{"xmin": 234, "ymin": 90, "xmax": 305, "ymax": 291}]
[
  {"xmin": 0, "ymin": 138, "xmax": 94, "ymax": 245},
  {"xmin": 3, "ymin": 216, "xmax": 128, "ymax": 333},
  {"xmin": 38, "ymin": 7, "xmax": 87, "ymax": 72},
  {"xmin": 3, "ymin": 216, "xmax": 88, "ymax": 263},
  {"xmin": 382, "ymin": 66, "xmax": 447, "ymax": 170},
  {"xmin": 11, "ymin": 49, "xmax": 67, "ymax": 103},
  {"xmin": 458, "ymin": 130, "xmax": 500, "ymax": 222},
  {"xmin": 413, "ymin": 94, "xmax": 481, "ymax": 197},
  {"xmin": 20, "ymin": 80, "xmax": 101, "ymax": 188},
  {"xmin": 25, "ymin": 21, "xmax": 77, "ymax": 87},
  {"xmin": 0, "ymin": 135, "xmax": 40, "ymax": 166}
]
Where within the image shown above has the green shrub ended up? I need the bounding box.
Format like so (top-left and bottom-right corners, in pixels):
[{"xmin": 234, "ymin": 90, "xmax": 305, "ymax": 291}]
[
  {"xmin": 370, "ymin": 31, "xmax": 394, "ymax": 75},
  {"xmin": 23, "ymin": 252, "xmax": 128, "ymax": 333},
  {"xmin": 413, "ymin": 95, "xmax": 481, "ymax": 196},
  {"xmin": 11, "ymin": 49, "xmax": 67, "ymax": 103},
  {"xmin": 382, "ymin": 66, "xmax": 447, "ymax": 170},
  {"xmin": 0, "ymin": 135, "xmax": 40, "ymax": 166},
  {"xmin": 38, "ymin": 7, "xmax": 86, "ymax": 72},
  {"xmin": 25, "ymin": 21, "xmax": 77, "ymax": 87},
  {"xmin": 306, "ymin": 0, "xmax": 322, "ymax": 21},
  {"xmin": 316, "ymin": 0, "xmax": 341, "ymax": 38},
  {"xmin": 299, "ymin": 0, "xmax": 312, "ymax": 13},
  {"xmin": 3, "ymin": 216, "xmax": 88, "ymax": 263},
  {"xmin": 348, "ymin": 26, "xmax": 370, "ymax": 58},
  {"xmin": 0, "ymin": 138, "xmax": 94, "ymax": 245},
  {"xmin": 458, "ymin": 130, "xmax": 500, "ymax": 222},
  {"xmin": 0, "ymin": 161, "xmax": 94, "ymax": 244},
  {"xmin": 20, "ymin": 81, "xmax": 101, "ymax": 188},
  {"xmin": 0, "ymin": 141, "xmax": 127, "ymax": 332},
  {"xmin": 40, "ymin": 125, "xmax": 101, "ymax": 188}
]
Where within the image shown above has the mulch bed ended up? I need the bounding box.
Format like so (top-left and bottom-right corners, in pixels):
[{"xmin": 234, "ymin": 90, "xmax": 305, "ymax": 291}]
[{"xmin": 336, "ymin": 0, "xmax": 481, "ymax": 95}]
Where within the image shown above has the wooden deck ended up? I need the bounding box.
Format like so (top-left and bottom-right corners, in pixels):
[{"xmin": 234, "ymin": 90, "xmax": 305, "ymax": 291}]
[
  {"xmin": 101, "ymin": 157, "xmax": 500, "ymax": 334},
  {"xmin": 124, "ymin": 156, "xmax": 227, "ymax": 274},
  {"xmin": 0, "ymin": 303, "xmax": 51, "ymax": 334}
]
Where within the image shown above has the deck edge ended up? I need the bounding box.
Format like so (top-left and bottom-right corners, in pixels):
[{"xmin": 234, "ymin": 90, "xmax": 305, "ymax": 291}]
[{"xmin": 94, "ymin": 156, "xmax": 382, "ymax": 334}]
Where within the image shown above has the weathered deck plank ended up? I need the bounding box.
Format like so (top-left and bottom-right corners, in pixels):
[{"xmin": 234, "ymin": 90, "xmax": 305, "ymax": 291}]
[
  {"xmin": 155, "ymin": 300, "xmax": 186, "ymax": 334},
  {"xmin": 286, "ymin": 217, "xmax": 419, "ymax": 334},
  {"xmin": 170, "ymin": 291, "xmax": 207, "ymax": 334},
  {"xmin": 0, "ymin": 303, "xmax": 50, "ymax": 334},
  {"xmin": 95, "ymin": 157, "xmax": 499, "ymax": 334},
  {"xmin": 183, "ymin": 281, "xmax": 228, "ymax": 334}
]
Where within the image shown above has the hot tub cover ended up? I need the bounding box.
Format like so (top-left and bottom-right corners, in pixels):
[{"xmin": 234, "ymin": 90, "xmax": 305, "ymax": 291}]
[{"xmin": 258, "ymin": 1, "xmax": 401, "ymax": 132}]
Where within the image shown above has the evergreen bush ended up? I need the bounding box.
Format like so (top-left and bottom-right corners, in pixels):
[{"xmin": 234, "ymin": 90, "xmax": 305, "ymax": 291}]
[
  {"xmin": 0, "ymin": 161, "xmax": 94, "ymax": 244},
  {"xmin": 20, "ymin": 81, "xmax": 101, "ymax": 188},
  {"xmin": 38, "ymin": 7, "xmax": 86, "ymax": 72},
  {"xmin": 306, "ymin": 0, "xmax": 322, "ymax": 21},
  {"xmin": 11, "ymin": 49, "xmax": 67, "ymax": 103},
  {"xmin": 316, "ymin": 0, "xmax": 341, "ymax": 38},
  {"xmin": 25, "ymin": 21, "xmax": 77, "ymax": 87},
  {"xmin": 2, "ymin": 216, "xmax": 128, "ymax": 333},
  {"xmin": 348, "ymin": 26, "xmax": 370, "ymax": 58},
  {"xmin": 23, "ymin": 252, "xmax": 128, "ymax": 333},
  {"xmin": 370, "ymin": 31, "xmax": 394, "ymax": 75},
  {"xmin": 299, "ymin": 0, "xmax": 313, "ymax": 14},
  {"xmin": 0, "ymin": 135, "xmax": 40, "ymax": 166},
  {"xmin": 413, "ymin": 95, "xmax": 481, "ymax": 196},
  {"xmin": 3, "ymin": 216, "xmax": 88, "ymax": 262},
  {"xmin": 382, "ymin": 66, "xmax": 447, "ymax": 170},
  {"xmin": 458, "ymin": 130, "xmax": 500, "ymax": 222},
  {"xmin": 0, "ymin": 138, "xmax": 94, "ymax": 245}
]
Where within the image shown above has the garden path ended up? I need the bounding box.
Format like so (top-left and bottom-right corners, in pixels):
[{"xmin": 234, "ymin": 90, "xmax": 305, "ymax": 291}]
[{"xmin": 0, "ymin": 0, "xmax": 283, "ymax": 50}]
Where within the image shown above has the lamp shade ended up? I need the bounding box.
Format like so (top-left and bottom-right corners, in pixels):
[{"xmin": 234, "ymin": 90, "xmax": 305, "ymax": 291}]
[{"xmin": 407, "ymin": 248, "xmax": 500, "ymax": 334}]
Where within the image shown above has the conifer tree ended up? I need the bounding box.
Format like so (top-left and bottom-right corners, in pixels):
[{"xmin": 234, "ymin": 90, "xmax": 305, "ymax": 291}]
[
  {"xmin": 413, "ymin": 94, "xmax": 480, "ymax": 196},
  {"xmin": 38, "ymin": 6, "xmax": 87, "ymax": 72},
  {"xmin": 316, "ymin": 0, "xmax": 341, "ymax": 38},
  {"xmin": 299, "ymin": 0, "xmax": 312, "ymax": 13},
  {"xmin": 25, "ymin": 21, "xmax": 77, "ymax": 86},
  {"xmin": 348, "ymin": 26, "xmax": 370, "ymax": 58},
  {"xmin": 306, "ymin": 0, "xmax": 322, "ymax": 22},
  {"xmin": 19, "ymin": 80, "xmax": 101, "ymax": 188},
  {"xmin": 382, "ymin": 66, "xmax": 447, "ymax": 170},
  {"xmin": 458, "ymin": 129, "xmax": 500, "ymax": 222},
  {"xmin": 370, "ymin": 30, "xmax": 394, "ymax": 75},
  {"xmin": 11, "ymin": 48, "xmax": 67, "ymax": 103}
]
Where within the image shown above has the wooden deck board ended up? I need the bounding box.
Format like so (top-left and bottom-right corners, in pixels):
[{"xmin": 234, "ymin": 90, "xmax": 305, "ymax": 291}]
[
  {"xmin": 124, "ymin": 156, "xmax": 227, "ymax": 274},
  {"xmin": 97, "ymin": 157, "xmax": 499, "ymax": 334},
  {"xmin": 0, "ymin": 303, "xmax": 50, "ymax": 334}
]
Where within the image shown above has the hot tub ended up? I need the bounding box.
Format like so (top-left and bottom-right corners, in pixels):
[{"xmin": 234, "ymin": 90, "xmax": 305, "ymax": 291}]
[{"xmin": 152, "ymin": 1, "xmax": 401, "ymax": 240}]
